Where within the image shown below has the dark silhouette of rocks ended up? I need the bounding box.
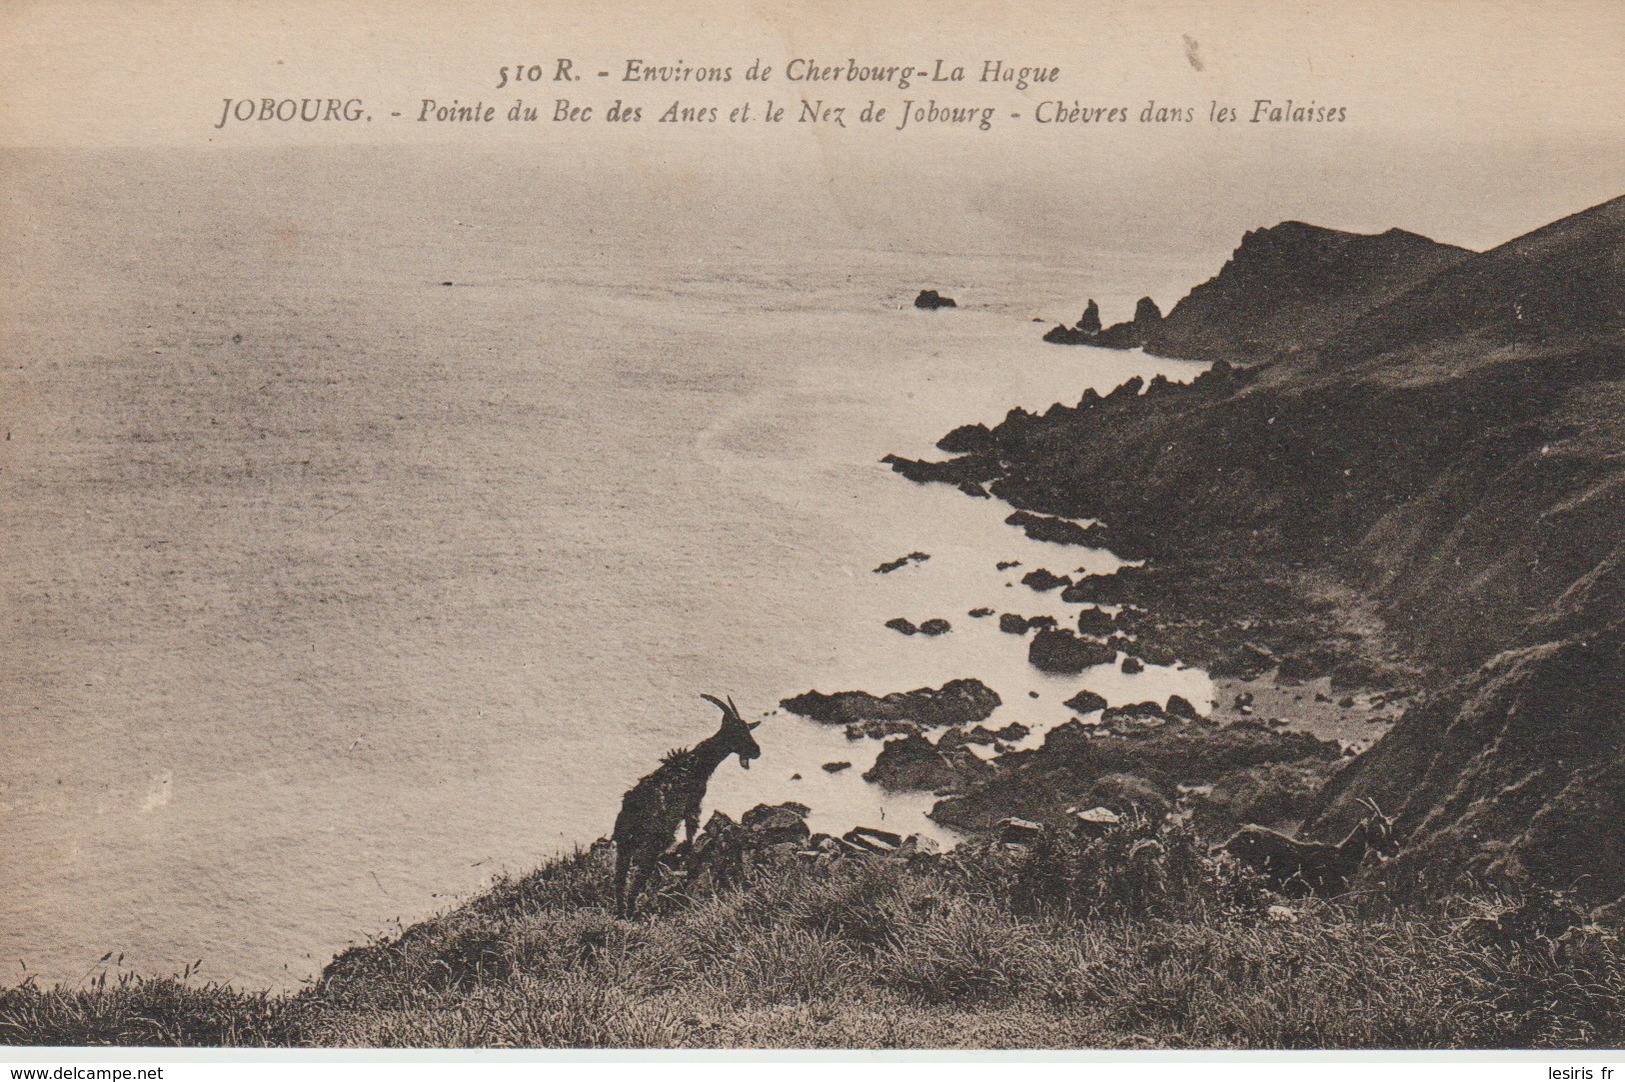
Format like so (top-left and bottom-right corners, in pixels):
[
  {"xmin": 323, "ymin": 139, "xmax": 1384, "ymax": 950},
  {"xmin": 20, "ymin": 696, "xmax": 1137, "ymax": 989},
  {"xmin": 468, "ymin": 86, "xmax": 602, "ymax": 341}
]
[
  {"xmin": 999, "ymin": 613, "xmax": 1057, "ymax": 635},
  {"xmin": 1063, "ymin": 689, "xmax": 1108, "ymax": 715},
  {"xmin": 1077, "ymin": 299, "xmax": 1102, "ymax": 334},
  {"xmin": 1029, "ymin": 627, "xmax": 1116, "ymax": 673},
  {"xmin": 913, "ymin": 289, "xmax": 957, "ymax": 309},
  {"xmin": 1048, "ymin": 297, "xmax": 1166, "ymax": 348},
  {"xmin": 1076, "ymin": 607, "xmax": 1117, "ymax": 636},
  {"xmin": 895, "ymin": 193, "xmax": 1625, "ymax": 897},
  {"xmin": 1166, "ymin": 695, "xmax": 1202, "ymax": 721},
  {"xmin": 874, "ymin": 552, "xmax": 929, "ymax": 574},
  {"xmin": 1021, "ymin": 568, "xmax": 1072, "ymax": 592},
  {"xmin": 883, "ymin": 616, "xmax": 950, "ymax": 636},
  {"xmin": 1005, "ymin": 510, "xmax": 1109, "ymax": 547},
  {"xmin": 864, "ymin": 731, "xmax": 989, "ymax": 791},
  {"xmin": 740, "ymin": 802, "xmax": 812, "ymax": 846},
  {"xmin": 781, "ymin": 678, "xmax": 1001, "ymax": 729}
]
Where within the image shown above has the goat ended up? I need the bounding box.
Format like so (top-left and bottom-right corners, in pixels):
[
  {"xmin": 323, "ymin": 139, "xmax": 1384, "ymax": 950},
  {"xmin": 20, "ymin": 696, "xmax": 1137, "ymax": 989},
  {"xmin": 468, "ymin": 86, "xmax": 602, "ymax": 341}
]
[
  {"xmin": 612, "ymin": 694, "xmax": 761, "ymax": 919},
  {"xmin": 1217, "ymin": 797, "xmax": 1397, "ymax": 897}
]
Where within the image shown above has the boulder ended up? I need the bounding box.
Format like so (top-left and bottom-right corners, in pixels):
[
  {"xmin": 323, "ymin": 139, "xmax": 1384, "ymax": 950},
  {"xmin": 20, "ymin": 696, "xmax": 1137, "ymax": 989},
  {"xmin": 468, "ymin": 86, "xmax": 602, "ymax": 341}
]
[
  {"xmin": 822, "ymin": 761, "xmax": 852, "ymax": 773},
  {"xmin": 864, "ymin": 731, "xmax": 990, "ymax": 791},
  {"xmin": 844, "ymin": 826, "xmax": 904, "ymax": 854},
  {"xmin": 918, "ymin": 618, "xmax": 952, "ymax": 636},
  {"xmin": 874, "ymin": 552, "xmax": 929, "ymax": 574},
  {"xmin": 896, "ymin": 833, "xmax": 942, "ymax": 857},
  {"xmin": 914, "ymin": 289, "xmax": 957, "ymax": 309},
  {"xmin": 885, "ymin": 617, "xmax": 920, "ymax": 636},
  {"xmin": 781, "ymin": 678, "xmax": 1001, "ymax": 729},
  {"xmin": 1021, "ymin": 568, "xmax": 1073, "ymax": 592},
  {"xmin": 1077, "ymin": 299, "xmax": 1102, "ymax": 335},
  {"xmin": 1068, "ymin": 805, "xmax": 1122, "ymax": 839},
  {"xmin": 740, "ymin": 802, "xmax": 812, "ymax": 845},
  {"xmin": 1063, "ymin": 689, "xmax": 1109, "ymax": 715},
  {"xmin": 1121, "ymin": 655, "xmax": 1146, "ymax": 675},
  {"xmin": 1030, "ymin": 628, "xmax": 1116, "ymax": 673},
  {"xmin": 1166, "ymin": 694, "xmax": 1202, "ymax": 721},
  {"xmin": 1100, "ymin": 701, "xmax": 1172, "ymax": 731}
]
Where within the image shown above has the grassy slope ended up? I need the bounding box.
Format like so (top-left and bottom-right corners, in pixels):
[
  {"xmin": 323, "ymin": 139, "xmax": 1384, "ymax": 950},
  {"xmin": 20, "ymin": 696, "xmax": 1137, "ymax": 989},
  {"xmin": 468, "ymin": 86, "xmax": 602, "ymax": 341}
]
[{"xmin": 6, "ymin": 833, "xmax": 1625, "ymax": 1049}]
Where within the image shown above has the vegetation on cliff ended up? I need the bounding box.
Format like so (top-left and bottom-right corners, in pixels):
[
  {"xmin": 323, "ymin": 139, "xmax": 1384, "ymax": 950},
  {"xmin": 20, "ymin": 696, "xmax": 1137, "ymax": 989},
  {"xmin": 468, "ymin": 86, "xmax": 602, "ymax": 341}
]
[{"xmin": 7, "ymin": 828, "xmax": 1625, "ymax": 1048}]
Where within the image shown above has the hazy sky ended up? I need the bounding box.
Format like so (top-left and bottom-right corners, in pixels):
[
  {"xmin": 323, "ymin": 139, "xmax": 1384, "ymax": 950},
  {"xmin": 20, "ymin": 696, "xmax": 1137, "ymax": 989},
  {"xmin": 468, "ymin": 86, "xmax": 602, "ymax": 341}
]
[{"xmin": 3, "ymin": 0, "xmax": 1623, "ymax": 260}]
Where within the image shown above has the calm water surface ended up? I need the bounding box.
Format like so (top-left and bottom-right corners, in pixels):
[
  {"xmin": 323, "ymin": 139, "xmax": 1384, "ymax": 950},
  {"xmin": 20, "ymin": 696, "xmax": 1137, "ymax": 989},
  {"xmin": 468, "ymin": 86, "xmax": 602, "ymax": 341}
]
[{"xmin": 0, "ymin": 150, "xmax": 1212, "ymax": 988}]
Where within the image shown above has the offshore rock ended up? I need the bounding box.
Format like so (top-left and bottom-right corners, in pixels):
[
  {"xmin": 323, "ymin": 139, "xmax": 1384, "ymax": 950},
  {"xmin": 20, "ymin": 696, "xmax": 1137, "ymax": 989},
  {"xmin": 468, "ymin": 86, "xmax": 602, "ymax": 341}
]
[{"xmin": 782, "ymin": 678, "xmax": 1002, "ymax": 729}]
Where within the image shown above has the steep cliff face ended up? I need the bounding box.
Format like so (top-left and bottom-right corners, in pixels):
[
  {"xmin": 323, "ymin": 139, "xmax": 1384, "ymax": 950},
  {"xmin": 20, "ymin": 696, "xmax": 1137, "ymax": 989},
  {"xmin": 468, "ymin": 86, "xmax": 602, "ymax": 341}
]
[
  {"xmin": 1328, "ymin": 195, "xmax": 1625, "ymax": 361},
  {"xmin": 901, "ymin": 193, "xmax": 1625, "ymax": 900},
  {"xmin": 1313, "ymin": 622, "xmax": 1625, "ymax": 904},
  {"xmin": 1143, "ymin": 221, "xmax": 1472, "ymax": 364}
]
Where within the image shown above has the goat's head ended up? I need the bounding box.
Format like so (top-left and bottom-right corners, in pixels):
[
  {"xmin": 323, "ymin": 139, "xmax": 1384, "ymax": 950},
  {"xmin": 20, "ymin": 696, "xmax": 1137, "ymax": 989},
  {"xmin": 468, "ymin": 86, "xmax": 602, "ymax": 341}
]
[
  {"xmin": 701, "ymin": 694, "xmax": 761, "ymax": 770},
  {"xmin": 1353, "ymin": 797, "xmax": 1399, "ymax": 857}
]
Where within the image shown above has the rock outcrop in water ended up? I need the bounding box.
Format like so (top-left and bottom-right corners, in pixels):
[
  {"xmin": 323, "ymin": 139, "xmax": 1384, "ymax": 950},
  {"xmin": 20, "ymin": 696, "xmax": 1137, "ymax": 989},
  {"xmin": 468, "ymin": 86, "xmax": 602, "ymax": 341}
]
[
  {"xmin": 898, "ymin": 193, "xmax": 1625, "ymax": 901},
  {"xmin": 780, "ymin": 679, "xmax": 1001, "ymax": 729},
  {"xmin": 864, "ymin": 730, "xmax": 990, "ymax": 791},
  {"xmin": 930, "ymin": 714, "xmax": 1340, "ymax": 832}
]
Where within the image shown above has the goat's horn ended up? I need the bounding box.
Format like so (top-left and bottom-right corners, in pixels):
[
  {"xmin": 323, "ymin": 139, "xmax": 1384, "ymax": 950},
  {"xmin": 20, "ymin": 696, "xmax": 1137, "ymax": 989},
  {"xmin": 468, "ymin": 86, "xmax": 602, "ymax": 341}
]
[
  {"xmin": 700, "ymin": 694, "xmax": 730, "ymax": 716},
  {"xmin": 727, "ymin": 696, "xmax": 740, "ymax": 718}
]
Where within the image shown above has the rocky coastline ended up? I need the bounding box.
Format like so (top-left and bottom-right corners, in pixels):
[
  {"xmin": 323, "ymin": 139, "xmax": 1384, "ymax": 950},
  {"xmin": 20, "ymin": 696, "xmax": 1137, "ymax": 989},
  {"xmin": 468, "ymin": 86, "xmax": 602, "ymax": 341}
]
[{"xmin": 884, "ymin": 194, "xmax": 1625, "ymax": 905}]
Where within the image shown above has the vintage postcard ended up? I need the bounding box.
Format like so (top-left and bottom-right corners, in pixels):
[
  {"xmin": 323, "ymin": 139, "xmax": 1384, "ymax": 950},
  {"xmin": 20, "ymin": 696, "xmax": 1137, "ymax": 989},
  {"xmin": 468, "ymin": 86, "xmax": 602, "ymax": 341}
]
[{"xmin": 2, "ymin": 0, "xmax": 1624, "ymax": 1057}]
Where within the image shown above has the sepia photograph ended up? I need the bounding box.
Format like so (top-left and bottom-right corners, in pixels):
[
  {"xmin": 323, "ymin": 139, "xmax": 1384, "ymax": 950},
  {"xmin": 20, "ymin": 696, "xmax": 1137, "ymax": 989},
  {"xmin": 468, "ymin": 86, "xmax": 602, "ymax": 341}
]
[{"xmin": 2, "ymin": 0, "xmax": 1624, "ymax": 1057}]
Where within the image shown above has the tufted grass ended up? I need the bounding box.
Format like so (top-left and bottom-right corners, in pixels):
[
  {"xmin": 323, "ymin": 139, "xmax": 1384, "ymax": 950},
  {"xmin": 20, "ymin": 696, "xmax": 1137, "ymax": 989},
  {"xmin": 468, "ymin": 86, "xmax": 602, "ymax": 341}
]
[{"xmin": 5, "ymin": 833, "xmax": 1625, "ymax": 1048}]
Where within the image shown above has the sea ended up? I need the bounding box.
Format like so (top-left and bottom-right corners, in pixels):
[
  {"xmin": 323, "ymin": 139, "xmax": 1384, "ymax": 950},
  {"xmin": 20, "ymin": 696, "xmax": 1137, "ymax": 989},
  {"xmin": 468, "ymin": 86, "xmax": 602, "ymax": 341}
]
[{"xmin": 0, "ymin": 148, "xmax": 1213, "ymax": 990}]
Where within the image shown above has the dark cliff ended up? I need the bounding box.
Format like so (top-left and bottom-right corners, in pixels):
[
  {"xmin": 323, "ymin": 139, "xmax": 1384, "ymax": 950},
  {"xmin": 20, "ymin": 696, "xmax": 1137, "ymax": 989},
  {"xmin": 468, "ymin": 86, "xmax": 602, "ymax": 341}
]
[
  {"xmin": 904, "ymin": 193, "xmax": 1625, "ymax": 900},
  {"xmin": 1145, "ymin": 221, "xmax": 1473, "ymax": 364}
]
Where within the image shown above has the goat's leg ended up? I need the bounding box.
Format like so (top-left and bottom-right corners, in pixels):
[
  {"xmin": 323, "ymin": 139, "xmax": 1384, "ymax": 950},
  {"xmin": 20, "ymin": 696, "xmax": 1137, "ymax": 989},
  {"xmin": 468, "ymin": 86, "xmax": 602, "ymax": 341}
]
[
  {"xmin": 625, "ymin": 859, "xmax": 657, "ymax": 921},
  {"xmin": 614, "ymin": 845, "xmax": 632, "ymax": 919},
  {"xmin": 683, "ymin": 817, "xmax": 700, "ymax": 875}
]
